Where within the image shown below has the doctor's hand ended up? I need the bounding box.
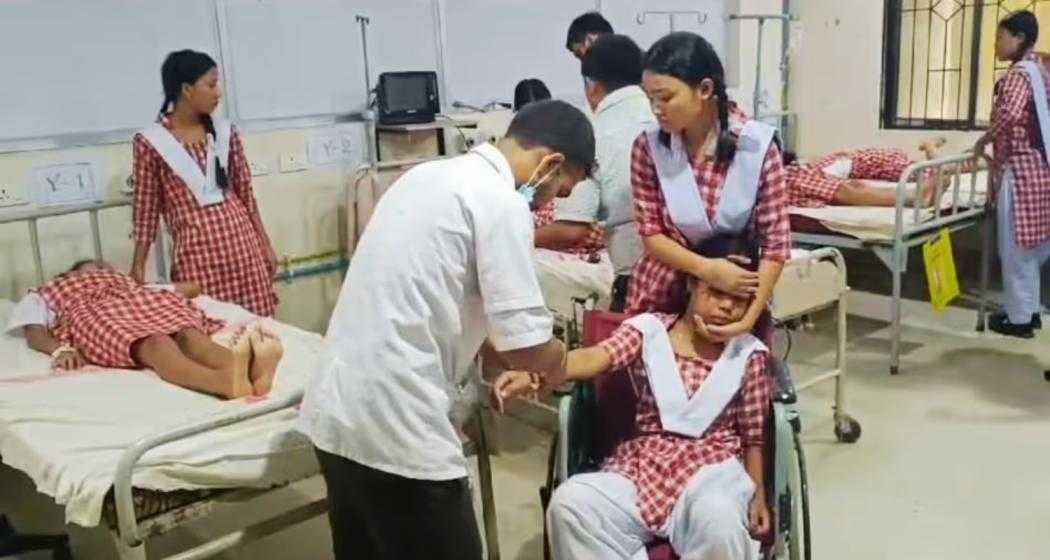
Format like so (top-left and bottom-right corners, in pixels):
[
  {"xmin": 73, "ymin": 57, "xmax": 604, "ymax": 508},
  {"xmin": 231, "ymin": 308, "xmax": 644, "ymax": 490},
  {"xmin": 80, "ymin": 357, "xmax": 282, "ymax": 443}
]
[
  {"xmin": 698, "ymin": 257, "xmax": 759, "ymax": 297},
  {"xmin": 491, "ymin": 370, "xmax": 541, "ymax": 414},
  {"xmin": 748, "ymin": 494, "xmax": 772, "ymax": 539}
]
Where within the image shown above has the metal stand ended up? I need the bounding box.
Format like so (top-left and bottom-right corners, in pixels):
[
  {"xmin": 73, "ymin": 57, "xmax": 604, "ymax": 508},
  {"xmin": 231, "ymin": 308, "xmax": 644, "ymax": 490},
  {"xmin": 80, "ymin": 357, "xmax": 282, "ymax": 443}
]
[{"xmin": 729, "ymin": 12, "xmax": 795, "ymax": 144}]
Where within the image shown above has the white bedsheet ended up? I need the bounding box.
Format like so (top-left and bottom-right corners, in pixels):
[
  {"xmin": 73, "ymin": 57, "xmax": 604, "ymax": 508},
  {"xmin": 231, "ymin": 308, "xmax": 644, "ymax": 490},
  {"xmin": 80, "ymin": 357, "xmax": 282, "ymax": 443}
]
[
  {"xmin": 534, "ymin": 249, "xmax": 614, "ymax": 320},
  {"xmin": 773, "ymin": 249, "xmax": 846, "ymax": 320},
  {"xmin": 0, "ymin": 297, "xmax": 322, "ymax": 527},
  {"xmin": 790, "ymin": 170, "xmax": 988, "ymax": 241}
]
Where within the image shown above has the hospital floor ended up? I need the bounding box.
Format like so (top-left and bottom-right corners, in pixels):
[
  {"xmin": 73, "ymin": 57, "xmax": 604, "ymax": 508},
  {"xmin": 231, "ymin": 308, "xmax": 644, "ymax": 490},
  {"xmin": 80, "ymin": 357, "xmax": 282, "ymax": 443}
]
[{"xmin": 4, "ymin": 291, "xmax": 1049, "ymax": 560}]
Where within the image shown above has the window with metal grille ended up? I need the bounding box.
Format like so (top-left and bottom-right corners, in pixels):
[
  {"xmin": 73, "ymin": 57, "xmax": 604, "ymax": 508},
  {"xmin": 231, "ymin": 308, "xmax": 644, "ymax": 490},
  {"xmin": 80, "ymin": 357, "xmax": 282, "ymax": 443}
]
[{"xmin": 882, "ymin": 0, "xmax": 1050, "ymax": 130}]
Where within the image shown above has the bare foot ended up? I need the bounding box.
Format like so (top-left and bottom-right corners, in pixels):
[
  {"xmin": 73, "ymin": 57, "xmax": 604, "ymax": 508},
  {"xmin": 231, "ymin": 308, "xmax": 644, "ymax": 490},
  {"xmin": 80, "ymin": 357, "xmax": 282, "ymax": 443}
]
[
  {"xmin": 917, "ymin": 178, "xmax": 941, "ymax": 207},
  {"xmin": 249, "ymin": 330, "xmax": 283, "ymax": 397},
  {"xmin": 224, "ymin": 330, "xmax": 254, "ymax": 399},
  {"xmin": 919, "ymin": 136, "xmax": 947, "ymax": 160}
]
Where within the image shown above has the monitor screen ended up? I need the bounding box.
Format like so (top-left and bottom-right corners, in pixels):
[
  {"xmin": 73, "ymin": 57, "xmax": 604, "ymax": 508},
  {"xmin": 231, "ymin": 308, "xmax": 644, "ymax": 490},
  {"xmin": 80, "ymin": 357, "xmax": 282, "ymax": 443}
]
[{"xmin": 384, "ymin": 75, "xmax": 431, "ymax": 113}]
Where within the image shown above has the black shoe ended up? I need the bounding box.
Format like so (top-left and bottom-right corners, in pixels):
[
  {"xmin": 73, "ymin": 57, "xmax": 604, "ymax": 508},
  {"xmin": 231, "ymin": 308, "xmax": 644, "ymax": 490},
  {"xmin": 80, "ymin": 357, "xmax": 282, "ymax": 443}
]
[
  {"xmin": 1033, "ymin": 313, "xmax": 1042, "ymax": 330},
  {"xmin": 989, "ymin": 312, "xmax": 1035, "ymax": 339}
]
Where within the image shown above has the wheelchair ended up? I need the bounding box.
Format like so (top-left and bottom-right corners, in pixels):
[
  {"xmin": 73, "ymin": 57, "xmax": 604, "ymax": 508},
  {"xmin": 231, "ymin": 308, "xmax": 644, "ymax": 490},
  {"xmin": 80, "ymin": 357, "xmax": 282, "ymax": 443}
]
[{"xmin": 540, "ymin": 310, "xmax": 813, "ymax": 560}]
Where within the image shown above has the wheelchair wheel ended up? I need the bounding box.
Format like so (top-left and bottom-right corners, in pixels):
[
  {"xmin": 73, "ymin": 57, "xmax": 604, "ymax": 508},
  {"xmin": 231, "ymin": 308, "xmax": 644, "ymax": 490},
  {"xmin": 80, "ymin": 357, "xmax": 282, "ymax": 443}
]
[
  {"xmin": 791, "ymin": 416, "xmax": 813, "ymax": 560},
  {"xmin": 833, "ymin": 415, "xmax": 862, "ymax": 444}
]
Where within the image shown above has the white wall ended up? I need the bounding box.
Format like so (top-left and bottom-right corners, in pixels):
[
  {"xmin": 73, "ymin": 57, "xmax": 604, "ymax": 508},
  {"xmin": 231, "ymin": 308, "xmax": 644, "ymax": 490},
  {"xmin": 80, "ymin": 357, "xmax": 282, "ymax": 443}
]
[
  {"xmin": 789, "ymin": 0, "xmax": 982, "ymax": 157},
  {"xmin": 0, "ymin": 129, "xmax": 347, "ymax": 333}
]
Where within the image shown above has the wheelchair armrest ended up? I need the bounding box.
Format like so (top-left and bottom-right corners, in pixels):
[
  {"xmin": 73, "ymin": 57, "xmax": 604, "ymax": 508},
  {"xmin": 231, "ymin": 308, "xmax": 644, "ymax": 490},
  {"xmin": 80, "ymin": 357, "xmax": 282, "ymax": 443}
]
[{"xmin": 770, "ymin": 358, "xmax": 797, "ymax": 404}]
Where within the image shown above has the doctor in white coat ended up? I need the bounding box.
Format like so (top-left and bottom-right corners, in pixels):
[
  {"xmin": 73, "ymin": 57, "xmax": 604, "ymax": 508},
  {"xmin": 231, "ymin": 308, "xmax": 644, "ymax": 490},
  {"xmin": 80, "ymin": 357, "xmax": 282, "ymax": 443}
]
[{"xmin": 300, "ymin": 100, "xmax": 595, "ymax": 560}]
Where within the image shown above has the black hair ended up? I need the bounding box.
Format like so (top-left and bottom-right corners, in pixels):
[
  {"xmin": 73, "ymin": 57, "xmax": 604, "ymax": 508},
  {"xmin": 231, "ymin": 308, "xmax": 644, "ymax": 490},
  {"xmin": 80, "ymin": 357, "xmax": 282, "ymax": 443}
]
[
  {"xmin": 158, "ymin": 50, "xmax": 228, "ymax": 190},
  {"xmin": 1000, "ymin": 10, "xmax": 1040, "ymax": 56},
  {"xmin": 505, "ymin": 99, "xmax": 596, "ymax": 176},
  {"xmin": 581, "ymin": 34, "xmax": 643, "ymax": 92},
  {"xmin": 783, "ymin": 151, "xmax": 799, "ymax": 166},
  {"xmin": 566, "ymin": 12, "xmax": 613, "ymax": 51},
  {"xmin": 68, "ymin": 259, "xmax": 98, "ymax": 273},
  {"xmin": 694, "ymin": 234, "xmax": 760, "ymax": 273},
  {"xmin": 643, "ymin": 32, "xmax": 736, "ymax": 164},
  {"xmin": 513, "ymin": 79, "xmax": 552, "ymax": 112}
]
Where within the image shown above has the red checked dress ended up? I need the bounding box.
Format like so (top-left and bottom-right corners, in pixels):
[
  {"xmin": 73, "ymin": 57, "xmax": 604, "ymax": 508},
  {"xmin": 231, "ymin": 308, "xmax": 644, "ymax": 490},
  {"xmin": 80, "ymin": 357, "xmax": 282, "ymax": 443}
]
[
  {"xmin": 787, "ymin": 148, "xmax": 927, "ymax": 208},
  {"xmin": 626, "ymin": 106, "xmax": 791, "ymax": 314},
  {"xmin": 533, "ymin": 201, "xmax": 607, "ymax": 257},
  {"xmin": 597, "ymin": 313, "xmax": 772, "ymax": 532},
  {"xmin": 990, "ymin": 52, "xmax": 1050, "ymax": 249},
  {"xmin": 132, "ymin": 118, "xmax": 278, "ymax": 316},
  {"xmin": 34, "ymin": 270, "xmax": 223, "ymax": 368}
]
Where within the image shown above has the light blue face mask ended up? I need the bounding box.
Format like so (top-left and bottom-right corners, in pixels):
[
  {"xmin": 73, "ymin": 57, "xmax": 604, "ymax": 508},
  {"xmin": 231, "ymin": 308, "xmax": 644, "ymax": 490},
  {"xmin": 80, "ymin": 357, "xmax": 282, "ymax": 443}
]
[
  {"xmin": 519, "ymin": 159, "xmax": 561, "ymax": 210},
  {"xmin": 519, "ymin": 183, "xmax": 538, "ymax": 208}
]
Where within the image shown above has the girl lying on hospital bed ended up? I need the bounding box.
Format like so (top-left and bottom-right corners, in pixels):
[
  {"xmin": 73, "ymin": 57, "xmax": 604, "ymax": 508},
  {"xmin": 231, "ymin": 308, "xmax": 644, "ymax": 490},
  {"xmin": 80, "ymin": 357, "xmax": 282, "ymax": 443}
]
[
  {"xmin": 493, "ymin": 235, "xmax": 772, "ymax": 560},
  {"xmin": 784, "ymin": 138, "xmax": 971, "ymax": 208},
  {"xmin": 4, "ymin": 259, "xmax": 282, "ymax": 399}
]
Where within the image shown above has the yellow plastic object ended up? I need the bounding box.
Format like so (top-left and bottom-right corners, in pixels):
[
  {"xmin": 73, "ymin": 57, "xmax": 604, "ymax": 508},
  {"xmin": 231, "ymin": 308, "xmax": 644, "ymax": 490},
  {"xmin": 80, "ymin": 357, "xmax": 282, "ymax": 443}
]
[{"xmin": 923, "ymin": 228, "xmax": 960, "ymax": 311}]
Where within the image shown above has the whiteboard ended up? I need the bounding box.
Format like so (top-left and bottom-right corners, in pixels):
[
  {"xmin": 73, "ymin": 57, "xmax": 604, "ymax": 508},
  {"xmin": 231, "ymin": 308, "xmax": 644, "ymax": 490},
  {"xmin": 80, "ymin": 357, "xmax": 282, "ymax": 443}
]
[
  {"xmin": 600, "ymin": 0, "xmax": 739, "ymax": 86},
  {"xmin": 223, "ymin": 0, "xmax": 440, "ymax": 121},
  {"xmin": 442, "ymin": 0, "xmax": 598, "ymax": 109},
  {"xmin": 0, "ymin": 0, "xmax": 219, "ymax": 142}
]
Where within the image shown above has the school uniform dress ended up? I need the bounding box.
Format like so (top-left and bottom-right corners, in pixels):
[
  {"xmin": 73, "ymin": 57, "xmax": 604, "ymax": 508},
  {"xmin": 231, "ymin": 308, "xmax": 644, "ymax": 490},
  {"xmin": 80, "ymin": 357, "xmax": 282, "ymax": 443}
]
[
  {"xmin": 299, "ymin": 143, "xmax": 553, "ymax": 560},
  {"xmin": 786, "ymin": 148, "xmax": 927, "ymax": 208},
  {"xmin": 626, "ymin": 107, "xmax": 791, "ymax": 315},
  {"xmin": 9, "ymin": 270, "xmax": 222, "ymax": 368},
  {"xmin": 132, "ymin": 117, "xmax": 277, "ymax": 317},
  {"xmin": 990, "ymin": 53, "xmax": 1050, "ymax": 326},
  {"xmin": 533, "ymin": 200, "xmax": 608, "ymax": 257},
  {"xmin": 547, "ymin": 313, "xmax": 771, "ymax": 560}
]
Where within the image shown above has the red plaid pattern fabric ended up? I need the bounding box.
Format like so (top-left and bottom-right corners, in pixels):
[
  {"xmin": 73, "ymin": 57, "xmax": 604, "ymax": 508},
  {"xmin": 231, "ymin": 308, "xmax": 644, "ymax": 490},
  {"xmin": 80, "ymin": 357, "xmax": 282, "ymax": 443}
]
[
  {"xmin": 785, "ymin": 164, "xmax": 845, "ymax": 208},
  {"xmin": 596, "ymin": 313, "xmax": 772, "ymax": 532},
  {"xmin": 810, "ymin": 148, "xmax": 913, "ymax": 182},
  {"xmin": 532, "ymin": 201, "xmax": 556, "ymax": 228},
  {"xmin": 990, "ymin": 53, "xmax": 1050, "ymax": 249},
  {"xmin": 532, "ymin": 202, "xmax": 608, "ymax": 258},
  {"xmin": 626, "ymin": 106, "xmax": 790, "ymax": 314},
  {"xmin": 34, "ymin": 270, "xmax": 223, "ymax": 368},
  {"xmin": 133, "ymin": 118, "xmax": 278, "ymax": 316}
]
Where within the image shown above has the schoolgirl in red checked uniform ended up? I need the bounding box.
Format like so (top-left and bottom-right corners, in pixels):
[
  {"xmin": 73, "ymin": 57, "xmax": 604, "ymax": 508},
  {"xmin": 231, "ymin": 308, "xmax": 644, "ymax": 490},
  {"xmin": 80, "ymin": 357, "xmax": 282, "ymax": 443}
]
[
  {"xmin": 975, "ymin": 11, "xmax": 1050, "ymax": 338},
  {"xmin": 625, "ymin": 32, "xmax": 790, "ymax": 347},
  {"xmin": 130, "ymin": 50, "xmax": 278, "ymax": 317}
]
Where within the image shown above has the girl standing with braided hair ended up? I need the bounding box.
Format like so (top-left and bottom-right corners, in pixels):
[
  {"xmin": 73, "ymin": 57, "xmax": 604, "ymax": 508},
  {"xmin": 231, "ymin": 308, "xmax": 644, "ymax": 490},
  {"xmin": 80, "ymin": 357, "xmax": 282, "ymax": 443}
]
[
  {"xmin": 626, "ymin": 32, "xmax": 789, "ymax": 343},
  {"xmin": 130, "ymin": 50, "xmax": 278, "ymax": 317}
]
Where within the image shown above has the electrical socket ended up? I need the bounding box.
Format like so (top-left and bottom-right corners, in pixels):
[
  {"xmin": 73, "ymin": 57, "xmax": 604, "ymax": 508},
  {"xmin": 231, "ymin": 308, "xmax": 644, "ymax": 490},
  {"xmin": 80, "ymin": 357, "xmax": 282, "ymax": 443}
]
[
  {"xmin": 279, "ymin": 153, "xmax": 309, "ymax": 173},
  {"xmin": 0, "ymin": 187, "xmax": 28, "ymax": 208},
  {"xmin": 249, "ymin": 161, "xmax": 271, "ymax": 177}
]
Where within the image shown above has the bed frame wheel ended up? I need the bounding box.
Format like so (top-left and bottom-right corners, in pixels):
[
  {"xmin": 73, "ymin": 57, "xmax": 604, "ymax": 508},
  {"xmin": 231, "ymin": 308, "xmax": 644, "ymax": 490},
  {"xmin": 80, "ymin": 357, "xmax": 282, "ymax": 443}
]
[
  {"xmin": 834, "ymin": 416, "xmax": 862, "ymax": 444},
  {"xmin": 889, "ymin": 365, "xmax": 899, "ymax": 375}
]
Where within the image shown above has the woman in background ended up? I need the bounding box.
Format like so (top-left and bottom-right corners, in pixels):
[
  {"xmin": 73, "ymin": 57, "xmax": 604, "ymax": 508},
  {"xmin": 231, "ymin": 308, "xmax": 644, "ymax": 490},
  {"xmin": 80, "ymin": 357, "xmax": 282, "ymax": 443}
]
[
  {"xmin": 975, "ymin": 11, "xmax": 1050, "ymax": 338},
  {"xmin": 513, "ymin": 78, "xmax": 552, "ymax": 112},
  {"xmin": 131, "ymin": 50, "xmax": 278, "ymax": 317}
]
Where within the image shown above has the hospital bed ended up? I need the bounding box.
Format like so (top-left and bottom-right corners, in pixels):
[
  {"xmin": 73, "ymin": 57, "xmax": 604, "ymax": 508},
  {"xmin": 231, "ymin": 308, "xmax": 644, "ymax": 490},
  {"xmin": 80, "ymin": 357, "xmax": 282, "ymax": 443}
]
[
  {"xmin": 0, "ymin": 296, "xmax": 502, "ymax": 560},
  {"xmin": 790, "ymin": 153, "xmax": 991, "ymax": 374}
]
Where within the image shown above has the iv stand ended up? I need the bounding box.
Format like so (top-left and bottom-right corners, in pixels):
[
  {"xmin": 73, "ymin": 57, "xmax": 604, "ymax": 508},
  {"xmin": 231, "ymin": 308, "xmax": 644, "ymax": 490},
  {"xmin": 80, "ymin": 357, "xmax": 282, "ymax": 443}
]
[{"xmin": 356, "ymin": 14, "xmax": 378, "ymax": 167}]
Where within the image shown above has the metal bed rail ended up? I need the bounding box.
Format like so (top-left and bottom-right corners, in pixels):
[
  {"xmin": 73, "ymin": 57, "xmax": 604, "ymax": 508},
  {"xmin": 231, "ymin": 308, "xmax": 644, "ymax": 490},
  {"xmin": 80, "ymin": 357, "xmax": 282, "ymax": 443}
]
[
  {"xmin": 113, "ymin": 390, "xmax": 308, "ymax": 553},
  {"xmin": 0, "ymin": 198, "xmax": 130, "ymax": 285},
  {"xmin": 793, "ymin": 152, "xmax": 992, "ymax": 374},
  {"xmin": 894, "ymin": 152, "xmax": 990, "ymax": 241},
  {"xmin": 0, "ymin": 198, "xmax": 346, "ymax": 288}
]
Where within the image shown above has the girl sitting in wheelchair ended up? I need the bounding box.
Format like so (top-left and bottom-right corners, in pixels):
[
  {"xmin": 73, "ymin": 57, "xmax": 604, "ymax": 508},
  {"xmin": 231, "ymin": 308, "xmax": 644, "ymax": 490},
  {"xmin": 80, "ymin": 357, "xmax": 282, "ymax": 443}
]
[{"xmin": 494, "ymin": 235, "xmax": 772, "ymax": 560}]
